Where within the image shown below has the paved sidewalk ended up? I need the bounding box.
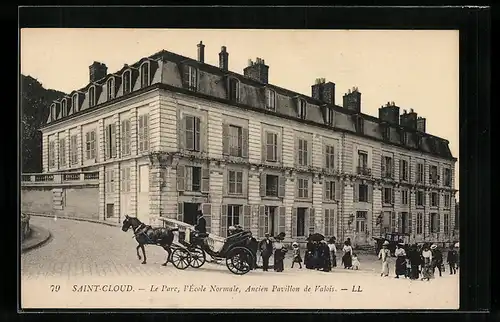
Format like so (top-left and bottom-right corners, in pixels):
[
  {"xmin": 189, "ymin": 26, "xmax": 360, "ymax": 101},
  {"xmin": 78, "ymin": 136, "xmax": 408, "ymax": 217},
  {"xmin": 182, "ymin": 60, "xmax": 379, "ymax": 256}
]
[{"xmin": 21, "ymin": 225, "xmax": 51, "ymax": 252}]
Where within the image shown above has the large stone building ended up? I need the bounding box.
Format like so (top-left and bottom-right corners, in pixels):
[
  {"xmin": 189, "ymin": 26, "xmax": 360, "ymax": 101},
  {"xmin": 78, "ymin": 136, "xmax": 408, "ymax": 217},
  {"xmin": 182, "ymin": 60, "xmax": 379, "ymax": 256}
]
[{"xmin": 31, "ymin": 41, "xmax": 458, "ymax": 245}]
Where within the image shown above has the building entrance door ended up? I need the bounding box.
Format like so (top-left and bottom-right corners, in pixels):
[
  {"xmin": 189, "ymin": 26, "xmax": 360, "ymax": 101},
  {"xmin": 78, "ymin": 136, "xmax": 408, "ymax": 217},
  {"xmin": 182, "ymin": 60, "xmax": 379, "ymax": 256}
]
[{"xmin": 183, "ymin": 202, "xmax": 200, "ymax": 225}]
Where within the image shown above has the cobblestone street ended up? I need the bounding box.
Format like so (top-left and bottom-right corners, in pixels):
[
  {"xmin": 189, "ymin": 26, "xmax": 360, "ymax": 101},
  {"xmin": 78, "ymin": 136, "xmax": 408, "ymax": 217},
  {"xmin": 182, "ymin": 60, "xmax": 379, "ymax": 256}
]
[{"xmin": 21, "ymin": 216, "xmax": 459, "ymax": 309}]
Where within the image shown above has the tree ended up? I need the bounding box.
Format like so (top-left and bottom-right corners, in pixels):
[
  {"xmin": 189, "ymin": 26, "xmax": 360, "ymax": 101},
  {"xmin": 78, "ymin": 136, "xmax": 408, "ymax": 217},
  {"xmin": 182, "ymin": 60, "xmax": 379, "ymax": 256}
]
[{"xmin": 20, "ymin": 75, "xmax": 66, "ymax": 173}]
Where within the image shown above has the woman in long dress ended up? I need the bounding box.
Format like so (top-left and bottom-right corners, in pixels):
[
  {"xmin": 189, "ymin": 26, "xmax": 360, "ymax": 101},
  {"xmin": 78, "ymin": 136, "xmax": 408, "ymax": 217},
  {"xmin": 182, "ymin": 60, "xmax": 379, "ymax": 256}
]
[
  {"xmin": 342, "ymin": 241, "xmax": 353, "ymax": 269},
  {"xmin": 421, "ymin": 244, "xmax": 434, "ymax": 281},
  {"xmin": 328, "ymin": 237, "xmax": 337, "ymax": 269},
  {"xmin": 378, "ymin": 240, "xmax": 391, "ymax": 277},
  {"xmin": 394, "ymin": 243, "xmax": 407, "ymax": 278}
]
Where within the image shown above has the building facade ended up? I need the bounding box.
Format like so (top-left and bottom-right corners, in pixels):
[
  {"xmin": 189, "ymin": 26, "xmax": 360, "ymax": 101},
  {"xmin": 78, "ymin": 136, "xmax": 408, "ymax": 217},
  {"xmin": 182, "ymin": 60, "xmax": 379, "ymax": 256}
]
[{"xmin": 35, "ymin": 42, "xmax": 458, "ymax": 245}]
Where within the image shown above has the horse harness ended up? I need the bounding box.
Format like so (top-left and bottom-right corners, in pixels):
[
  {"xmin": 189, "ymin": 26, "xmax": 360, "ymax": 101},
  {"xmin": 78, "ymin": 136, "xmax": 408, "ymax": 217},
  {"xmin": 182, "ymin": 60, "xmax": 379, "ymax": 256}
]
[{"xmin": 132, "ymin": 223, "xmax": 156, "ymax": 244}]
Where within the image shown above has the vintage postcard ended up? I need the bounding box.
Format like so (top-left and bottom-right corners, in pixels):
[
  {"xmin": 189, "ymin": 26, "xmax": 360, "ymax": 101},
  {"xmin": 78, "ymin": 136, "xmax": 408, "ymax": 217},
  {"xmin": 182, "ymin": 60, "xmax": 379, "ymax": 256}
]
[{"xmin": 20, "ymin": 28, "xmax": 460, "ymax": 310}]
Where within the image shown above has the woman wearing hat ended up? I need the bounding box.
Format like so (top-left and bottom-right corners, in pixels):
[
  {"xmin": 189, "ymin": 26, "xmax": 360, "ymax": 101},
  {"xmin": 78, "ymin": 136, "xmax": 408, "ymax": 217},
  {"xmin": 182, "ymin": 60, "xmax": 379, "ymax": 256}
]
[
  {"xmin": 394, "ymin": 243, "xmax": 407, "ymax": 278},
  {"xmin": 378, "ymin": 240, "xmax": 391, "ymax": 277},
  {"xmin": 291, "ymin": 242, "xmax": 303, "ymax": 269},
  {"xmin": 342, "ymin": 240, "xmax": 353, "ymax": 269},
  {"xmin": 421, "ymin": 244, "xmax": 434, "ymax": 281}
]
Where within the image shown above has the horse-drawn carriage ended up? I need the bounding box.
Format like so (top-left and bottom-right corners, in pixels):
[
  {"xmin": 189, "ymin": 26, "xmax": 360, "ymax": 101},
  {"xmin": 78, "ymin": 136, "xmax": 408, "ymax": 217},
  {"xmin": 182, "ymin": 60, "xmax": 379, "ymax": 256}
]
[{"xmin": 157, "ymin": 218, "xmax": 257, "ymax": 275}]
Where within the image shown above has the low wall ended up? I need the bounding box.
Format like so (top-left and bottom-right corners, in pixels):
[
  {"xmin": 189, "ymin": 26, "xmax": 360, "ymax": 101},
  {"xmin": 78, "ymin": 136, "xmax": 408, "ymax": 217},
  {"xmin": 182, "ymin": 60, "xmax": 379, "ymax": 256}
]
[{"xmin": 21, "ymin": 186, "xmax": 99, "ymax": 221}]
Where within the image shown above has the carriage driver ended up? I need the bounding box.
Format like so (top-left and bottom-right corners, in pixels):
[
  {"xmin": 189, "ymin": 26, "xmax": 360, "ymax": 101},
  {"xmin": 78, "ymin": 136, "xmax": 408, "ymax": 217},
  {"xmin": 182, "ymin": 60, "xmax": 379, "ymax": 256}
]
[{"xmin": 194, "ymin": 205, "xmax": 207, "ymax": 236}]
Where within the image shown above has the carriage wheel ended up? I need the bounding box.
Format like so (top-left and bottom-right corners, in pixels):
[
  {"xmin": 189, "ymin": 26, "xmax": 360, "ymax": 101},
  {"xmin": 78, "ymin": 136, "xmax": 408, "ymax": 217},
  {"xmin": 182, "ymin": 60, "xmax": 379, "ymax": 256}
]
[
  {"xmin": 171, "ymin": 248, "xmax": 191, "ymax": 270},
  {"xmin": 188, "ymin": 246, "xmax": 206, "ymax": 269},
  {"xmin": 226, "ymin": 247, "xmax": 253, "ymax": 275}
]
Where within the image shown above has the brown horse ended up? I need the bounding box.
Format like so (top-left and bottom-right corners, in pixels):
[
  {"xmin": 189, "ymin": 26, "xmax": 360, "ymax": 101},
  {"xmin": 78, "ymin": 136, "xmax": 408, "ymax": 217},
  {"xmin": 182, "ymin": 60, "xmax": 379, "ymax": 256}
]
[{"xmin": 121, "ymin": 215, "xmax": 177, "ymax": 266}]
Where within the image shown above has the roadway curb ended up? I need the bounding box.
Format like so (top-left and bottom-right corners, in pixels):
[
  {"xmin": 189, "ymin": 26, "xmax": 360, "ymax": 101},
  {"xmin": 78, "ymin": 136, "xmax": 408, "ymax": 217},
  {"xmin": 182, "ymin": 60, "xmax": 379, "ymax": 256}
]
[
  {"xmin": 24, "ymin": 212, "xmax": 122, "ymax": 227},
  {"xmin": 21, "ymin": 225, "xmax": 51, "ymax": 253}
]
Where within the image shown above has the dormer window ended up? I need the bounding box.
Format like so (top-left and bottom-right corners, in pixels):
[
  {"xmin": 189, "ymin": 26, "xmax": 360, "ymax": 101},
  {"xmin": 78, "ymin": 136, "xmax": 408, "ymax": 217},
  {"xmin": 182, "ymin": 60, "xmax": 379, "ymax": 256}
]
[
  {"xmin": 88, "ymin": 86, "xmax": 96, "ymax": 108},
  {"xmin": 298, "ymin": 99, "xmax": 307, "ymax": 119},
  {"xmin": 416, "ymin": 134, "xmax": 423, "ymax": 148},
  {"xmin": 355, "ymin": 115, "xmax": 364, "ymax": 134},
  {"xmin": 325, "ymin": 106, "xmax": 333, "ymax": 125},
  {"xmin": 140, "ymin": 62, "xmax": 150, "ymax": 88},
  {"xmin": 72, "ymin": 93, "xmax": 79, "ymax": 112},
  {"xmin": 61, "ymin": 99, "xmax": 67, "ymax": 117},
  {"xmin": 228, "ymin": 77, "xmax": 240, "ymax": 102},
  {"xmin": 50, "ymin": 103, "xmax": 56, "ymax": 121},
  {"xmin": 185, "ymin": 65, "xmax": 198, "ymax": 91},
  {"xmin": 401, "ymin": 131, "xmax": 408, "ymax": 145},
  {"xmin": 266, "ymin": 88, "xmax": 276, "ymax": 111},
  {"xmin": 123, "ymin": 70, "xmax": 132, "ymax": 94},
  {"xmin": 107, "ymin": 77, "xmax": 115, "ymax": 100},
  {"xmin": 383, "ymin": 125, "xmax": 391, "ymax": 141}
]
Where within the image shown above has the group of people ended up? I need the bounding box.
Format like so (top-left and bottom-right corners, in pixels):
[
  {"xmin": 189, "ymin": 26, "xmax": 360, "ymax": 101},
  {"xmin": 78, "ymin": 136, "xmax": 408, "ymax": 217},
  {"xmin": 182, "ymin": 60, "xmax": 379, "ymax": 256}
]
[
  {"xmin": 258, "ymin": 232, "xmax": 287, "ymax": 272},
  {"xmin": 378, "ymin": 241, "xmax": 459, "ymax": 281}
]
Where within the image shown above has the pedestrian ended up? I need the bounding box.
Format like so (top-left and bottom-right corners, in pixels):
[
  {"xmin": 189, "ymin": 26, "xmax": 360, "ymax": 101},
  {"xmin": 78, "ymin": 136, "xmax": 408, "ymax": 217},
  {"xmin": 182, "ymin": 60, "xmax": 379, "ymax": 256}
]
[
  {"xmin": 447, "ymin": 244, "xmax": 458, "ymax": 275},
  {"xmin": 258, "ymin": 233, "xmax": 273, "ymax": 271},
  {"xmin": 408, "ymin": 244, "xmax": 421, "ymax": 280},
  {"xmin": 378, "ymin": 240, "xmax": 391, "ymax": 277},
  {"xmin": 273, "ymin": 234, "xmax": 287, "ymax": 272},
  {"xmin": 431, "ymin": 244, "xmax": 443, "ymax": 277},
  {"xmin": 351, "ymin": 253, "xmax": 360, "ymax": 270},
  {"xmin": 394, "ymin": 243, "xmax": 407, "ymax": 279},
  {"xmin": 320, "ymin": 240, "xmax": 331, "ymax": 272},
  {"xmin": 328, "ymin": 237, "xmax": 337, "ymax": 268},
  {"xmin": 305, "ymin": 237, "xmax": 314, "ymax": 269},
  {"xmin": 291, "ymin": 242, "xmax": 303, "ymax": 269},
  {"xmin": 342, "ymin": 240, "xmax": 353, "ymax": 269},
  {"xmin": 421, "ymin": 244, "xmax": 434, "ymax": 281}
]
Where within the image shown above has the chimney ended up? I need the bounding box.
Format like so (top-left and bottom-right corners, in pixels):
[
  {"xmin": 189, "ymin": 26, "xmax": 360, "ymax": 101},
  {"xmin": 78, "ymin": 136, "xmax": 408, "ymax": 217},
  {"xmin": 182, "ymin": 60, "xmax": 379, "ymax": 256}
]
[
  {"xmin": 311, "ymin": 78, "xmax": 335, "ymax": 105},
  {"xmin": 342, "ymin": 87, "xmax": 361, "ymax": 113},
  {"xmin": 219, "ymin": 46, "xmax": 229, "ymax": 71},
  {"xmin": 378, "ymin": 101, "xmax": 400, "ymax": 124},
  {"xmin": 400, "ymin": 109, "xmax": 418, "ymax": 129},
  {"xmin": 89, "ymin": 61, "xmax": 107, "ymax": 83},
  {"xmin": 243, "ymin": 57, "xmax": 269, "ymax": 84},
  {"xmin": 197, "ymin": 41, "xmax": 205, "ymax": 63},
  {"xmin": 416, "ymin": 117, "xmax": 426, "ymax": 132}
]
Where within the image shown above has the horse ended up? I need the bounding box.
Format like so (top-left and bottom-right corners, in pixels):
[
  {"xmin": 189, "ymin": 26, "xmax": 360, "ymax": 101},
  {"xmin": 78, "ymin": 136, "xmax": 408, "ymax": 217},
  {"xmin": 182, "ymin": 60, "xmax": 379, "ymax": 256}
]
[{"xmin": 121, "ymin": 215, "xmax": 177, "ymax": 266}]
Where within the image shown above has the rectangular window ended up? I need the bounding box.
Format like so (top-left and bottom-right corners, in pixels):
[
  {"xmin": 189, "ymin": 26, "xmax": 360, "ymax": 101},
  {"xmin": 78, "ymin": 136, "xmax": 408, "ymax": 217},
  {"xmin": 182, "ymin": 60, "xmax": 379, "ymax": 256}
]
[
  {"xmin": 185, "ymin": 115, "xmax": 201, "ymax": 152},
  {"xmin": 358, "ymin": 184, "xmax": 368, "ymax": 202},
  {"xmin": 383, "ymin": 187, "xmax": 393, "ymax": 204},
  {"xmin": 297, "ymin": 178, "xmax": 309, "ymax": 199},
  {"xmin": 401, "ymin": 212, "xmax": 410, "ymax": 234},
  {"xmin": 390, "ymin": 212, "xmax": 397, "ymax": 233},
  {"xmin": 417, "ymin": 163, "xmax": 424, "ymax": 183},
  {"xmin": 429, "ymin": 165, "xmax": 438, "ymax": 184},
  {"xmin": 325, "ymin": 180, "xmax": 336, "ymax": 201},
  {"xmin": 298, "ymin": 138, "xmax": 308, "ymax": 166},
  {"xmin": 382, "ymin": 156, "xmax": 393, "ymax": 179},
  {"xmin": 48, "ymin": 140, "xmax": 56, "ymax": 168},
  {"xmin": 416, "ymin": 213, "xmax": 423, "ymax": 234},
  {"xmin": 431, "ymin": 192, "xmax": 438, "ymax": 207},
  {"xmin": 229, "ymin": 78, "xmax": 239, "ymax": 101},
  {"xmin": 401, "ymin": 189, "xmax": 409, "ymax": 205},
  {"xmin": 89, "ymin": 87, "xmax": 96, "ymax": 108},
  {"xmin": 107, "ymin": 78, "xmax": 115, "ymax": 100},
  {"xmin": 185, "ymin": 166, "xmax": 202, "ymax": 192},
  {"xmin": 383, "ymin": 126, "xmax": 391, "ymax": 141},
  {"xmin": 324, "ymin": 209, "xmax": 335, "ymax": 237},
  {"xmin": 227, "ymin": 205, "xmax": 241, "ymax": 228},
  {"xmin": 229, "ymin": 125, "xmax": 243, "ymax": 157},
  {"xmin": 141, "ymin": 63, "xmax": 150, "ymax": 87},
  {"xmin": 400, "ymin": 159, "xmax": 409, "ymax": 181},
  {"xmin": 416, "ymin": 190, "xmax": 424, "ymax": 207},
  {"xmin": 228, "ymin": 170, "xmax": 243, "ymax": 195},
  {"xmin": 444, "ymin": 168, "xmax": 452, "ymax": 186},
  {"xmin": 266, "ymin": 89, "xmax": 276, "ymax": 111},
  {"xmin": 265, "ymin": 174, "xmax": 279, "ymax": 197},
  {"xmin": 120, "ymin": 167, "xmax": 131, "ymax": 192},
  {"xmin": 444, "ymin": 193, "xmax": 451, "ymax": 208},
  {"xmin": 85, "ymin": 129, "xmax": 96, "ymax": 160},
  {"xmin": 187, "ymin": 66, "xmax": 197, "ymax": 91},
  {"xmin": 121, "ymin": 119, "xmax": 131, "ymax": 156},
  {"xmin": 325, "ymin": 145, "xmax": 335, "ymax": 170},
  {"xmin": 264, "ymin": 206, "xmax": 279, "ymax": 237},
  {"xmin": 58, "ymin": 138, "xmax": 66, "ymax": 167},
  {"xmin": 430, "ymin": 213, "xmax": 439, "ymax": 233},
  {"xmin": 356, "ymin": 211, "xmax": 367, "ymax": 233},
  {"xmin": 325, "ymin": 108, "xmax": 333, "ymax": 125},
  {"xmin": 72, "ymin": 94, "xmax": 78, "ymax": 112},
  {"xmin": 123, "ymin": 72, "xmax": 131, "ymax": 94},
  {"xmin": 265, "ymin": 132, "xmax": 278, "ymax": 162},
  {"xmin": 356, "ymin": 116, "xmax": 364, "ymax": 133},
  {"xmin": 296, "ymin": 207, "xmax": 307, "ymax": 237},
  {"xmin": 444, "ymin": 213, "xmax": 450, "ymax": 234},
  {"xmin": 138, "ymin": 114, "xmax": 149, "ymax": 153},
  {"xmin": 105, "ymin": 123, "xmax": 117, "ymax": 159},
  {"xmin": 298, "ymin": 100, "xmax": 307, "ymax": 119},
  {"xmin": 105, "ymin": 169, "xmax": 115, "ymax": 193},
  {"xmin": 357, "ymin": 150, "xmax": 368, "ymax": 173},
  {"xmin": 70, "ymin": 135, "xmax": 78, "ymax": 165}
]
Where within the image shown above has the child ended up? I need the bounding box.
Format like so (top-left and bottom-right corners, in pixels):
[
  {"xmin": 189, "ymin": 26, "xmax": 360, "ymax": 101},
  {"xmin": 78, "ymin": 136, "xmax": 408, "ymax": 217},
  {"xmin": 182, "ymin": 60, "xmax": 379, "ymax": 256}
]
[
  {"xmin": 351, "ymin": 253, "xmax": 360, "ymax": 270},
  {"xmin": 291, "ymin": 242, "xmax": 303, "ymax": 269},
  {"xmin": 405, "ymin": 258, "xmax": 411, "ymax": 278}
]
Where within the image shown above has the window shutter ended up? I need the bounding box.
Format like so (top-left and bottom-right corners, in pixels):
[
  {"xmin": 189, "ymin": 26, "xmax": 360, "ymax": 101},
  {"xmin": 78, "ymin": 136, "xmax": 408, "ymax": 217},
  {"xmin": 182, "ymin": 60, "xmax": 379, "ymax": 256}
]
[
  {"xmin": 392, "ymin": 158, "xmax": 396, "ymax": 179},
  {"xmin": 437, "ymin": 214, "xmax": 441, "ymax": 233},
  {"xmin": 143, "ymin": 114, "xmax": 149, "ymax": 151},
  {"xmin": 307, "ymin": 208, "xmax": 315, "ymax": 234},
  {"xmin": 368, "ymin": 184, "xmax": 373, "ymax": 203},
  {"xmin": 381, "ymin": 187, "xmax": 385, "ymax": 203},
  {"xmin": 278, "ymin": 175, "xmax": 286, "ymax": 198},
  {"xmin": 276, "ymin": 133, "xmax": 282, "ymax": 162},
  {"xmin": 399, "ymin": 159, "xmax": 403, "ymax": 179},
  {"xmin": 259, "ymin": 173, "xmax": 266, "ymax": 197},
  {"xmin": 381, "ymin": 156, "xmax": 386, "ymax": 177},
  {"xmin": 294, "ymin": 137, "xmax": 299, "ymax": 166},
  {"xmin": 353, "ymin": 183, "xmax": 359, "ymax": 202},
  {"xmin": 258, "ymin": 206, "xmax": 266, "ymax": 238},
  {"xmin": 383, "ymin": 212, "xmax": 390, "ymax": 228},
  {"xmin": 176, "ymin": 165, "xmax": 185, "ymax": 191},
  {"xmin": 241, "ymin": 127, "xmax": 249, "ymax": 158},
  {"xmin": 335, "ymin": 180, "xmax": 341, "ymax": 201},
  {"xmin": 178, "ymin": 115, "xmax": 186, "ymax": 150},
  {"xmin": 243, "ymin": 205, "xmax": 251, "ymax": 231},
  {"xmin": 324, "ymin": 209, "xmax": 330, "ymax": 236},
  {"xmin": 177, "ymin": 202, "xmax": 184, "ymax": 222},
  {"xmin": 291, "ymin": 207, "xmax": 297, "ymax": 237},
  {"xmin": 398, "ymin": 213, "xmax": 403, "ymax": 233},
  {"xmin": 324, "ymin": 180, "xmax": 330, "ymax": 200},
  {"xmin": 391, "ymin": 188, "xmax": 395, "ymax": 204},
  {"xmin": 111, "ymin": 124, "xmax": 117, "ymax": 157},
  {"xmin": 202, "ymin": 203, "xmax": 212, "ymax": 234},
  {"xmin": 220, "ymin": 205, "xmax": 228, "ymax": 238},
  {"xmin": 183, "ymin": 65, "xmax": 190, "ymax": 88},
  {"xmin": 261, "ymin": 132, "xmax": 267, "ymax": 162},
  {"xmin": 278, "ymin": 206, "xmax": 286, "ymax": 236},
  {"xmin": 104, "ymin": 125, "xmax": 110, "ymax": 159},
  {"xmin": 323, "ymin": 144, "xmax": 327, "ymax": 169},
  {"xmin": 201, "ymin": 167, "xmax": 210, "ymax": 193},
  {"xmin": 424, "ymin": 192, "xmax": 427, "ymax": 206},
  {"xmin": 437, "ymin": 193, "xmax": 441, "ymax": 207},
  {"xmin": 197, "ymin": 117, "xmax": 204, "ymax": 152}
]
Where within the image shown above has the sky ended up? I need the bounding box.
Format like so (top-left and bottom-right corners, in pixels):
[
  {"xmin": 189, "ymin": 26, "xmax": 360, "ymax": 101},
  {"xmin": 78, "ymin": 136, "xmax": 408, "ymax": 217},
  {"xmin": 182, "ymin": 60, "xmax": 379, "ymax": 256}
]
[{"xmin": 20, "ymin": 29, "xmax": 459, "ymax": 194}]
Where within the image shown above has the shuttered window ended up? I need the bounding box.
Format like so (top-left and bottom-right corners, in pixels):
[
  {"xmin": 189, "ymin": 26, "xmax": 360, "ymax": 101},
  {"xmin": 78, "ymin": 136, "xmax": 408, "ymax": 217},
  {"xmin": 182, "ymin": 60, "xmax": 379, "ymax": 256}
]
[{"xmin": 138, "ymin": 114, "xmax": 149, "ymax": 153}]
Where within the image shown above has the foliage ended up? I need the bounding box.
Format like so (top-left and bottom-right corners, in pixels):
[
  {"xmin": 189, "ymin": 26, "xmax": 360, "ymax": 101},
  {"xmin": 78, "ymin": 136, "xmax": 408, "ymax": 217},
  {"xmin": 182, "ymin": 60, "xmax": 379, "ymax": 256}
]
[
  {"xmin": 21, "ymin": 213, "xmax": 31, "ymax": 241},
  {"xmin": 21, "ymin": 75, "xmax": 66, "ymax": 173}
]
